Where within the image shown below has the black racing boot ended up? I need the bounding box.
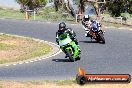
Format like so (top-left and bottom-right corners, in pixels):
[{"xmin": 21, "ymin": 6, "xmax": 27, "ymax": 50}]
[
  {"xmin": 85, "ymin": 32, "xmax": 90, "ymax": 37},
  {"xmin": 65, "ymin": 53, "xmax": 69, "ymax": 58},
  {"xmin": 77, "ymin": 45, "xmax": 81, "ymax": 54}
]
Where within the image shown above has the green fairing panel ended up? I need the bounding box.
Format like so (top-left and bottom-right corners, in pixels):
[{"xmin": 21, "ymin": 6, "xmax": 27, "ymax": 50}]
[
  {"xmin": 71, "ymin": 42, "xmax": 78, "ymax": 58},
  {"xmin": 58, "ymin": 34, "xmax": 72, "ymax": 46}
]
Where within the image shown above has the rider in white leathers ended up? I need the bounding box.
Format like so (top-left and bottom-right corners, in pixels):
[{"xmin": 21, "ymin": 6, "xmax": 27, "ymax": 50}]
[{"xmin": 82, "ymin": 15, "xmax": 102, "ymax": 37}]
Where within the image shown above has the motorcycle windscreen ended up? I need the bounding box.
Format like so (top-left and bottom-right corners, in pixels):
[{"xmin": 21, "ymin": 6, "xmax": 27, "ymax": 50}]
[
  {"xmin": 92, "ymin": 27, "xmax": 98, "ymax": 32},
  {"xmin": 59, "ymin": 36, "xmax": 72, "ymax": 46},
  {"xmin": 92, "ymin": 22, "xmax": 99, "ymax": 32}
]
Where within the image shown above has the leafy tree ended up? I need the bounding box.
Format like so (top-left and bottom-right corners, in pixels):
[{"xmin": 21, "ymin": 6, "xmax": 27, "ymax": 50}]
[
  {"xmin": 54, "ymin": 0, "xmax": 60, "ymax": 11},
  {"xmin": 105, "ymin": 0, "xmax": 131, "ymax": 17},
  {"xmin": 15, "ymin": 0, "xmax": 47, "ymax": 12},
  {"xmin": 77, "ymin": 0, "xmax": 131, "ymax": 17},
  {"xmin": 54, "ymin": 0, "xmax": 76, "ymax": 17}
]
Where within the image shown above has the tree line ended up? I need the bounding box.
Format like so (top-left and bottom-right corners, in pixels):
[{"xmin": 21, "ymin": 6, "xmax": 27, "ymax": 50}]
[
  {"xmin": 15, "ymin": 0, "xmax": 131, "ymax": 17},
  {"xmin": 105, "ymin": 0, "xmax": 131, "ymax": 17},
  {"xmin": 15, "ymin": 0, "xmax": 47, "ymax": 12}
]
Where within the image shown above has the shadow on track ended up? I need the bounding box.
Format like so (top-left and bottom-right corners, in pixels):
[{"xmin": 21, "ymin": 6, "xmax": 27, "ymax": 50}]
[
  {"xmin": 79, "ymin": 40, "xmax": 97, "ymax": 43},
  {"xmin": 52, "ymin": 59, "xmax": 71, "ymax": 62},
  {"xmin": 52, "ymin": 58, "xmax": 80, "ymax": 62}
]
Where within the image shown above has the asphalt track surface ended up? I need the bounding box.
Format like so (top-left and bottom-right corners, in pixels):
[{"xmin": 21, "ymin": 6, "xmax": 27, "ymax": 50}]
[{"xmin": 0, "ymin": 19, "xmax": 132, "ymax": 81}]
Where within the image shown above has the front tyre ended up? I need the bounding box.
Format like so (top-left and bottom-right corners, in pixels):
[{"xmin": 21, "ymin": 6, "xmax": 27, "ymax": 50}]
[
  {"xmin": 98, "ymin": 33, "xmax": 105, "ymax": 44},
  {"xmin": 76, "ymin": 56, "xmax": 81, "ymax": 61},
  {"xmin": 67, "ymin": 50, "xmax": 75, "ymax": 62}
]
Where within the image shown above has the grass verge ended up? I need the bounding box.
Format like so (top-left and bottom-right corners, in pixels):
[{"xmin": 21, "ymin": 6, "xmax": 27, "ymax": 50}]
[
  {"xmin": 0, "ymin": 7, "xmax": 25, "ymax": 19},
  {"xmin": 0, "ymin": 7, "xmax": 131, "ymax": 28},
  {"xmin": 0, "ymin": 7, "xmax": 75, "ymax": 22},
  {"xmin": 102, "ymin": 21, "xmax": 131, "ymax": 28},
  {"xmin": 0, "ymin": 33, "xmax": 52, "ymax": 64},
  {"xmin": 0, "ymin": 80, "xmax": 131, "ymax": 88}
]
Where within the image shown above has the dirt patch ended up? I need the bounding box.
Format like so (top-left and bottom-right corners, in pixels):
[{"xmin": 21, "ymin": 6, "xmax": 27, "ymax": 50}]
[
  {"xmin": 0, "ymin": 80, "xmax": 131, "ymax": 88},
  {"xmin": 0, "ymin": 34, "xmax": 53, "ymax": 64},
  {"xmin": 0, "ymin": 50, "xmax": 23, "ymax": 60}
]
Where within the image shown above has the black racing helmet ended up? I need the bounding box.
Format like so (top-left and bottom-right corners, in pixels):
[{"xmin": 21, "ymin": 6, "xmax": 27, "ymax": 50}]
[{"xmin": 59, "ymin": 22, "xmax": 66, "ymax": 30}]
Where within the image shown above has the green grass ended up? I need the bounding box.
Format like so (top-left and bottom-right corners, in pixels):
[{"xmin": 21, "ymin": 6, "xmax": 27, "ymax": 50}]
[
  {"xmin": 0, "ymin": 34, "xmax": 16, "ymax": 50},
  {"xmin": 0, "ymin": 7, "xmax": 75, "ymax": 22},
  {"xmin": 16, "ymin": 43, "xmax": 52, "ymax": 62},
  {"xmin": 0, "ymin": 8, "xmax": 25, "ymax": 19},
  {"xmin": 0, "ymin": 7, "xmax": 131, "ymax": 30},
  {"xmin": 102, "ymin": 13, "xmax": 132, "ymax": 27},
  {"xmin": 121, "ymin": 13, "xmax": 131, "ymax": 18},
  {"xmin": 25, "ymin": 79, "xmax": 76, "ymax": 86},
  {"xmin": 102, "ymin": 21, "xmax": 132, "ymax": 28},
  {"xmin": 0, "ymin": 43, "xmax": 11, "ymax": 50}
]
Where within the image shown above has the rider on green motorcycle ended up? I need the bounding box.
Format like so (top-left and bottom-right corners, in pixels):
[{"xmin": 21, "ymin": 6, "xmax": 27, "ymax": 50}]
[{"xmin": 56, "ymin": 22, "xmax": 81, "ymax": 58}]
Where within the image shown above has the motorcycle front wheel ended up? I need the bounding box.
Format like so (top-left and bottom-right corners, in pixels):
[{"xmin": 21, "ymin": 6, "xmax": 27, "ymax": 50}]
[
  {"xmin": 67, "ymin": 50, "xmax": 75, "ymax": 62},
  {"xmin": 98, "ymin": 33, "xmax": 105, "ymax": 44}
]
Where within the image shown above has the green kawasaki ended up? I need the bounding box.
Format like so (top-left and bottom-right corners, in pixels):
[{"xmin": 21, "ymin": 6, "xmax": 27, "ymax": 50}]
[{"xmin": 58, "ymin": 33, "xmax": 81, "ymax": 62}]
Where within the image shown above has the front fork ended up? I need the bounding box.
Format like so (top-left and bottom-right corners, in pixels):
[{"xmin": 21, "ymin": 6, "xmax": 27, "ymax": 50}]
[
  {"xmin": 60, "ymin": 46, "xmax": 66, "ymax": 54},
  {"xmin": 60, "ymin": 46, "xmax": 73, "ymax": 58}
]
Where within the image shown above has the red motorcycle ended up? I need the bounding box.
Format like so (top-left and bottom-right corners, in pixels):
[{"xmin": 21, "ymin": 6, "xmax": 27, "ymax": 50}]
[{"xmin": 84, "ymin": 21, "xmax": 105, "ymax": 44}]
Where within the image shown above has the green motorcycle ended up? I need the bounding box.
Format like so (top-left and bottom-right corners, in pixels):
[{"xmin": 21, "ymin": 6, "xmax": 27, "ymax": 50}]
[{"xmin": 58, "ymin": 33, "xmax": 81, "ymax": 62}]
